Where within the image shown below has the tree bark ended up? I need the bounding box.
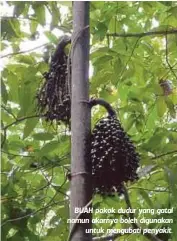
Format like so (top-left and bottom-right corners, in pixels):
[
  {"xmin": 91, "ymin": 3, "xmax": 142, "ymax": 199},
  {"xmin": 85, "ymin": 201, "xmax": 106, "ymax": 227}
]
[{"xmin": 70, "ymin": 2, "xmax": 92, "ymax": 241}]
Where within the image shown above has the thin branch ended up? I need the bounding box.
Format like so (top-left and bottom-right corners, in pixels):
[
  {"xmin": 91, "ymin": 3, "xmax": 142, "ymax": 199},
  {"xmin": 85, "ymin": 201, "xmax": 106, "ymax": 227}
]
[
  {"xmin": 165, "ymin": 34, "xmax": 177, "ymax": 80},
  {"xmin": 141, "ymin": 102, "xmax": 156, "ymax": 138},
  {"xmin": 0, "ymin": 43, "xmax": 49, "ymax": 59},
  {"xmin": 1, "ymin": 176, "xmax": 69, "ymax": 225},
  {"xmin": 39, "ymin": 170, "xmax": 56, "ymax": 234},
  {"xmin": 1, "ymin": 199, "xmax": 65, "ymax": 227},
  {"xmin": 1, "ymin": 183, "xmax": 50, "ymax": 202},
  {"xmin": 2, "ymin": 16, "xmax": 71, "ymax": 32},
  {"xmin": 128, "ymin": 187, "xmax": 169, "ymax": 193},
  {"xmin": 107, "ymin": 29, "xmax": 177, "ymax": 38},
  {"xmin": 160, "ymin": 62, "xmax": 177, "ymax": 80},
  {"xmin": 1, "ymin": 150, "xmax": 34, "ymax": 158},
  {"xmin": 2, "ymin": 114, "xmax": 43, "ymax": 130},
  {"xmin": 1, "ymin": 105, "xmax": 17, "ymax": 120},
  {"xmin": 2, "ymin": 16, "xmax": 38, "ymax": 22},
  {"xmin": 119, "ymin": 37, "xmax": 140, "ymax": 82},
  {"xmin": 151, "ymin": 150, "xmax": 177, "ymax": 160},
  {"xmin": 1, "ymin": 171, "xmax": 58, "ymax": 202},
  {"xmin": 1, "ymin": 114, "xmax": 43, "ymax": 148},
  {"xmin": 40, "ymin": 164, "xmax": 70, "ymax": 198}
]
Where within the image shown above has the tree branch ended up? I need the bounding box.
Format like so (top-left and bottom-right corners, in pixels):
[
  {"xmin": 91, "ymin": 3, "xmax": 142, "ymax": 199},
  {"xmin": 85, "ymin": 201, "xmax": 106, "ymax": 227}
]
[
  {"xmin": 1, "ymin": 150, "xmax": 34, "ymax": 158},
  {"xmin": 1, "ymin": 105, "xmax": 17, "ymax": 120},
  {"xmin": 2, "ymin": 114, "xmax": 43, "ymax": 131},
  {"xmin": 107, "ymin": 29, "xmax": 177, "ymax": 38},
  {"xmin": 165, "ymin": 34, "xmax": 177, "ymax": 80},
  {"xmin": 128, "ymin": 187, "xmax": 169, "ymax": 193},
  {"xmin": 89, "ymin": 98, "xmax": 116, "ymax": 116},
  {"xmin": 151, "ymin": 150, "xmax": 177, "ymax": 159},
  {"xmin": 1, "ymin": 198, "xmax": 65, "ymax": 227},
  {"xmin": 160, "ymin": 62, "xmax": 177, "ymax": 80},
  {"xmin": 119, "ymin": 37, "xmax": 140, "ymax": 82},
  {"xmin": 1, "ymin": 114, "xmax": 43, "ymax": 148},
  {"xmin": 0, "ymin": 43, "xmax": 49, "ymax": 59}
]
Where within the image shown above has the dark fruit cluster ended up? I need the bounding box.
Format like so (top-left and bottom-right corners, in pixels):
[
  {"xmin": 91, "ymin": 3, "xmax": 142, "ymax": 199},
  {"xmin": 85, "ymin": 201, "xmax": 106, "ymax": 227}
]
[
  {"xmin": 91, "ymin": 115, "xmax": 139, "ymax": 195},
  {"xmin": 37, "ymin": 36, "xmax": 71, "ymax": 125}
]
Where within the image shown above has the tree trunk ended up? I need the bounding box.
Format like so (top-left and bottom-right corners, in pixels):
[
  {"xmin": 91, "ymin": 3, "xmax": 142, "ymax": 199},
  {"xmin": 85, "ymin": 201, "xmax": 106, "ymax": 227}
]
[{"xmin": 70, "ymin": 2, "xmax": 92, "ymax": 241}]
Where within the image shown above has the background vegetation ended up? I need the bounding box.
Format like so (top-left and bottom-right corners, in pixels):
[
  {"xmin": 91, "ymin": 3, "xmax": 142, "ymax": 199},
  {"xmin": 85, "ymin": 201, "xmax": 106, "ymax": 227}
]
[{"xmin": 1, "ymin": 1, "xmax": 177, "ymax": 241}]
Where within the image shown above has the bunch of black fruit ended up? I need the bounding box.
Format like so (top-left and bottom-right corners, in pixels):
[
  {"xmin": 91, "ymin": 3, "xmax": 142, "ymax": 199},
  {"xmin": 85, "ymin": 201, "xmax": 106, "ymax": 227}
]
[
  {"xmin": 90, "ymin": 99, "xmax": 140, "ymax": 196},
  {"xmin": 37, "ymin": 35, "xmax": 71, "ymax": 125}
]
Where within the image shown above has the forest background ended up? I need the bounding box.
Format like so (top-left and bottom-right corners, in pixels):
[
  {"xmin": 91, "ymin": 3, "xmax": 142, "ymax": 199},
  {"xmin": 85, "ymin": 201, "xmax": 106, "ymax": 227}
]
[{"xmin": 1, "ymin": 1, "xmax": 177, "ymax": 241}]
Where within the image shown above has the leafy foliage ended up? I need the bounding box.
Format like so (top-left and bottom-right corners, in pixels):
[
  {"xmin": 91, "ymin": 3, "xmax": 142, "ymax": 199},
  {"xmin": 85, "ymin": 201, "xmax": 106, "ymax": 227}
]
[{"xmin": 1, "ymin": 1, "xmax": 177, "ymax": 241}]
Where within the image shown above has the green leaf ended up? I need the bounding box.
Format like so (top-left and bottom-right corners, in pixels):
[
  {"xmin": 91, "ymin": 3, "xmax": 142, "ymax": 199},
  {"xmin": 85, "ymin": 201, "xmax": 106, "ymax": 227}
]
[
  {"xmin": 57, "ymin": 136, "xmax": 70, "ymax": 157},
  {"xmin": 1, "ymin": 19, "xmax": 17, "ymax": 38},
  {"xmin": 36, "ymin": 62, "xmax": 49, "ymax": 74},
  {"xmin": 9, "ymin": 19, "xmax": 21, "ymax": 37},
  {"xmin": 38, "ymin": 141, "xmax": 59, "ymax": 156},
  {"xmin": 142, "ymin": 131, "xmax": 165, "ymax": 151},
  {"xmin": 18, "ymin": 84, "xmax": 32, "ymax": 116},
  {"xmin": 170, "ymin": 91, "xmax": 177, "ymax": 105},
  {"xmin": 139, "ymin": 189, "xmax": 154, "ymax": 208},
  {"xmin": 164, "ymin": 167, "xmax": 177, "ymax": 201},
  {"xmin": 52, "ymin": 167, "xmax": 65, "ymax": 186},
  {"xmin": 90, "ymin": 71, "xmax": 113, "ymax": 92},
  {"xmin": 16, "ymin": 55, "xmax": 35, "ymax": 65},
  {"xmin": 33, "ymin": 133, "xmax": 54, "ymax": 141},
  {"xmin": 124, "ymin": 114, "xmax": 135, "ymax": 132},
  {"xmin": 1, "ymin": 79, "xmax": 8, "ymax": 104},
  {"xmin": 99, "ymin": 88, "xmax": 118, "ymax": 103},
  {"xmin": 23, "ymin": 117, "xmax": 39, "ymax": 139},
  {"xmin": 160, "ymin": 1, "xmax": 173, "ymax": 6},
  {"xmin": 146, "ymin": 106, "xmax": 158, "ymax": 131},
  {"xmin": 136, "ymin": 119, "xmax": 144, "ymax": 133},
  {"xmin": 156, "ymin": 96, "xmax": 167, "ymax": 117},
  {"xmin": 33, "ymin": 4, "xmax": 46, "ymax": 26},
  {"xmin": 30, "ymin": 21, "xmax": 38, "ymax": 34},
  {"xmin": 14, "ymin": 3, "xmax": 26, "ymax": 17},
  {"xmin": 7, "ymin": 71, "xmax": 19, "ymax": 103},
  {"xmin": 93, "ymin": 22, "xmax": 108, "ymax": 41},
  {"xmin": 8, "ymin": 139, "xmax": 25, "ymax": 152},
  {"xmin": 50, "ymin": 2, "xmax": 61, "ymax": 27},
  {"xmin": 165, "ymin": 97, "xmax": 176, "ymax": 118},
  {"xmin": 17, "ymin": 66, "xmax": 38, "ymax": 116},
  {"xmin": 59, "ymin": 1, "xmax": 72, "ymax": 7},
  {"xmin": 44, "ymin": 31, "xmax": 58, "ymax": 44},
  {"xmin": 1, "ymin": 42, "xmax": 8, "ymax": 51}
]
